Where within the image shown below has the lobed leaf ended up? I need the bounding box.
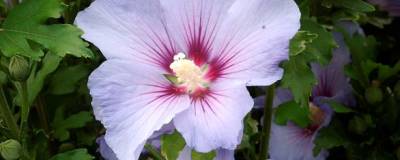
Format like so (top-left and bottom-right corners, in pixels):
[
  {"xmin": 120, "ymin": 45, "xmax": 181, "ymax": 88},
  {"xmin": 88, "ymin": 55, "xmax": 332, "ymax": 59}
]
[
  {"xmin": 274, "ymin": 100, "xmax": 311, "ymax": 128},
  {"xmin": 0, "ymin": 0, "xmax": 93, "ymax": 59},
  {"xmin": 161, "ymin": 131, "xmax": 186, "ymax": 160}
]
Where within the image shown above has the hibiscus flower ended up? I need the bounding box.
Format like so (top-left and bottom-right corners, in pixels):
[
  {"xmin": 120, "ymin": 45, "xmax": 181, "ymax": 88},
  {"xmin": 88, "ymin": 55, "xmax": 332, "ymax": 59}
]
[{"xmin": 75, "ymin": 0, "xmax": 300, "ymax": 159}]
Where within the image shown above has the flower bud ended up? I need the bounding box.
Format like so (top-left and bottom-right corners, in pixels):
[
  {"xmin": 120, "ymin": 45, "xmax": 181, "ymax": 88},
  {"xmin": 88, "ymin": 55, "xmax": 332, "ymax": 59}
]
[
  {"xmin": 8, "ymin": 55, "xmax": 30, "ymax": 82},
  {"xmin": 0, "ymin": 139, "xmax": 21, "ymax": 160},
  {"xmin": 348, "ymin": 116, "xmax": 367, "ymax": 135},
  {"xmin": 365, "ymin": 82, "xmax": 383, "ymax": 104}
]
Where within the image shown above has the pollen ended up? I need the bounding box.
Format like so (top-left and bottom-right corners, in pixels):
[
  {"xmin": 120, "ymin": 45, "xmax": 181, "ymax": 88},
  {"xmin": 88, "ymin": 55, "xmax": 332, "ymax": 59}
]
[
  {"xmin": 309, "ymin": 102, "xmax": 325, "ymax": 126},
  {"xmin": 170, "ymin": 52, "xmax": 207, "ymax": 92}
]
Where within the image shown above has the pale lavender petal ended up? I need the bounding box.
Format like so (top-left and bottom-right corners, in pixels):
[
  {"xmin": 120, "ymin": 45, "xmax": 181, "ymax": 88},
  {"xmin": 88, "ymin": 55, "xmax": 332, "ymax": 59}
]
[
  {"xmin": 336, "ymin": 21, "xmax": 364, "ymax": 36},
  {"xmin": 214, "ymin": 149, "xmax": 235, "ymax": 160},
  {"xmin": 269, "ymin": 93, "xmax": 333, "ymax": 160},
  {"xmin": 208, "ymin": 0, "xmax": 300, "ymax": 86},
  {"xmin": 75, "ymin": 0, "xmax": 179, "ymax": 72},
  {"xmin": 149, "ymin": 122, "xmax": 175, "ymax": 140},
  {"xmin": 161, "ymin": 0, "xmax": 300, "ymax": 86},
  {"xmin": 160, "ymin": 0, "xmax": 235, "ymax": 66},
  {"xmin": 311, "ymin": 24, "xmax": 357, "ymax": 106},
  {"xmin": 147, "ymin": 123, "xmax": 176, "ymax": 150},
  {"xmin": 96, "ymin": 136, "xmax": 118, "ymax": 160},
  {"xmin": 89, "ymin": 59, "xmax": 191, "ymax": 160},
  {"xmin": 173, "ymin": 80, "xmax": 253, "ymax": 152},
  {"xmin": 269, "ymin": 122, "xmax": 329, "ymax": 160},
  {"xmin": 177, "ymin": 146, "xmax": 192, "ymax": 160}
]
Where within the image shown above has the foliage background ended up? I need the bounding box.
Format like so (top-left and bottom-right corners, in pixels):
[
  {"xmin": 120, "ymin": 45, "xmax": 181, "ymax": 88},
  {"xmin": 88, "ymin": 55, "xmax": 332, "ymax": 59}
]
[{"xmin": 0, "ymin": 0, "xmax": 399, "ymax": 159}]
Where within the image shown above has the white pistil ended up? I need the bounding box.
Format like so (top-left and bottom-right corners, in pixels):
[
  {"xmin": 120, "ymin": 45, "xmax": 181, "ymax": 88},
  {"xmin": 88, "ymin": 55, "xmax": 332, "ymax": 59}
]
[{"xmin": 170, "ymin": 52, "xmax": 207, "ymax": 92}]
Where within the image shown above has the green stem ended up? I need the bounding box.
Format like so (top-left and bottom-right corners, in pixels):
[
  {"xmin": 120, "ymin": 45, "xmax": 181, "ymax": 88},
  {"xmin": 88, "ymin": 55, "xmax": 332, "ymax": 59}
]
[
  {"xmin": 16, "ymin": 82, "xmax": 30, "ymax": 160},
  {"xmin": 18, "ymin": 82, "xmax": 29, "ymax": 127},
  {"xmin": 259, "ymin": 85, "xmax": 275, "ymax": 160},
  {"xmin": 35, "ymin": 95, "xmax": 49, "ymax": 132},
  {"xmin": 144, "ymin": 144, "xmax": 166, "ymax": 160},
  {"xmin": 0, "ymin": 87, "xmax": 19, "ymax": 139}
]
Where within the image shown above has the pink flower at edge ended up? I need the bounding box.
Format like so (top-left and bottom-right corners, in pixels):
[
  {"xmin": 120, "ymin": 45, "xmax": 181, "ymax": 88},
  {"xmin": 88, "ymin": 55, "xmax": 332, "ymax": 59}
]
[
  {"xmin": 255, "ymin": 22, "xmax": 361, "ymax": 160},
  {"xmin": 368, "ymin": 0, "xmax": 400, "ymax": 16},
  {"xmin": 75, "ymin": 0, "xmax": 300, "ymax": 159}
]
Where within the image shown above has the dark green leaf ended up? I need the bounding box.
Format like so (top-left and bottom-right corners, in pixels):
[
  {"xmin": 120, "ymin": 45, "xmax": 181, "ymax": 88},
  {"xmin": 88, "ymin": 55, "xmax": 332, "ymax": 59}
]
[
  {"xmin": 0, "ymin": 0, "xmax": 93, "ymax": 59},
  {"xmin": 327, "ymin": 101, "xmax": 353, "ymax": 113},
  {"xmin": 282, "ymin": 19, "xmax": 337, "ymax": 107},
  {"xmin": 281, "ymin": 55, "xmax": 316, "ymax": 108},
  {"xmin": 27, "ymin": 53, "xmax": 62, "ymax": 105},
  {"xmin": 361, "ymin": 60, "xmax": 400, "ymax": 81},
  {"xmin": 49, "ymin": 148, "xmax": 93, "ymax": 160},
  {"xmin": 301, "ymin": 19, "xmax": 337, "ymax": 65},
  {"xmin": 313, "ymin": 120, "xmax": 349, "ymax": 156},
  {"xmin": 192, "ymin": 150, "xmax": 215, "ymax": 160},
  {"xmin": 334, "ymin": 0, "xmax": 375, "ymax": 12},
  {"xmin": 244, "ymin": 115, "xmax": 258, "ymax": 135},
  {"xmin": 289, "ymin": 31, "xmax": 318, "ymax": 56},
  {"xmin": 274, "ymin": 101, "xmax": 311, "ymax": 128},
  {"xmin": 161, "ymin": 131, "xmax": 186, "ymax": 160},
  {"xmin": 49, "ymin": 64, "xmax": 90, "ymax": 95},
  {"xmin": 0, "ymin": 70, "xmax": 6, "ymax": 85},
  {"xmin": 52, "ymin": 109, "xmax": 93, "ymax": 141}
]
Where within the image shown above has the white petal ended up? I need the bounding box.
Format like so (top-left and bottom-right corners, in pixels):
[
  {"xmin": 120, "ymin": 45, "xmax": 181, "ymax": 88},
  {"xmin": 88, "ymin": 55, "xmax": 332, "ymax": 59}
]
[
  {"xmin": 160, "ymin": 0, "xmax": 300, "ymax": 85},
  {"xmin": 173, "ymin": 80, "xmax": 253, "ymax": 152},
  {"xmin": 209, "ymin": 0, "xmax": 301, "ymax": 86},
  {"xmin": 160, "ymin": 0, "xmax": 236, "ymax": 65},
  {"xmin": 89, "ymin": 59, "xmax": 190, "ymax": 160},
  {"xmin": 75, "ymin": 0, "xmax": 179, "ymax": 71}
]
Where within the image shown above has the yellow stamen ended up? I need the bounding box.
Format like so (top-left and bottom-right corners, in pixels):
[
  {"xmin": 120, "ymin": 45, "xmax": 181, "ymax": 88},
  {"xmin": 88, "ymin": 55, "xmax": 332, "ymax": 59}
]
[{"xmin": 169, "ymin": 53, "xmax": 207, "ymax": 92}]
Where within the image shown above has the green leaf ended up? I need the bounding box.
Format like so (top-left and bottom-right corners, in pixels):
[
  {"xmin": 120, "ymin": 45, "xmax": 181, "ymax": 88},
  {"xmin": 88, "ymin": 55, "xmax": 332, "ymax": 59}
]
[
  {"xmin": 0, "ymin": 70, "xmax": 7, "ymax": 85},
  {"xmin": 238, "ymin": 115, "xmax": 258, "ymax": 159},
  {"xmin": 0, "ymin": 0, "xmax": 5, "ymax": 11},
  {"xmin": 0, "ymin": 0, "xmax": 93, "ymax": 59},
  {"xmin": 281, "ymin": 55, "xmax": 316, "ymax": 108},
  {"xmin": 27, "ymin": 53, "xmax": 62, "ymax": 105},
  {"xmin": 49, "ymin": 148, "xmax": 94, "ymax": 160},
  {"xmin": 161, "ymin": 131, "xmax": 186, "ymax": 160},
  {"xmin": 289, "ymin": 31, "xmax": 318, "ymax": 56},
  {"xmin": 313, "ymin": 120, "xmax": 349, "ymax": 156},
  {"xmin": 52, "ymin": 109, "xmax": 93, "ymax": 141},
  {"xmin": 49, "ymin": 64, "xmax": 90, "ymax": 95},
  {"xmin": 274, "ymin": 101, "xmax": 311, "ymax": 128},
  {"xmin": 0, "ymin": 139, "xmax": 21, "ymax": 160},
  {"xmin": 361, "ymin": 60, "xmax": 400, "ymax": 81},
  {"xmin": 14, "ymin": 53, "xmax": 62, "ymax": 106},
  {"xmin": 327, "ymin": 101, "xmax": 353, "ymax": 113},
  {"xmin": 244, "ymin": 115, "xmax": 258, "ymax": 135},
  {"xmin": 282, "ymin": 19, "xmax": 336, "ymax": 107},
  {"xmin": 334, "ymin": 0, "xmax": 375, "ymax": 12},
  {"xmin": 192, "ymin": 150, "xmax": 216, "ymax": 160},
  {"xmin": 301, "ymin": 19, "xmax": 337, "ymax": 65}
]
